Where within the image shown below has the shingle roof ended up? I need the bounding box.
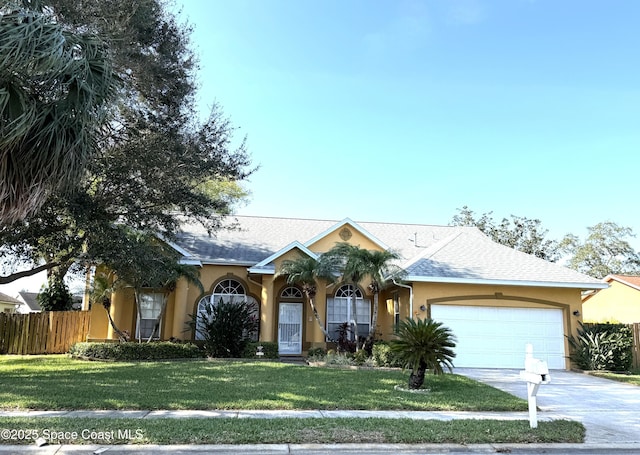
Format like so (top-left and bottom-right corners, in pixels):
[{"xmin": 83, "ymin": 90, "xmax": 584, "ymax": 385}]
[
  {"xmin": 606, "ymin": 275, "xmax": 640, "ymax": 291},
  {"xmin": 404, "ymin": 228, "xmax": 604, "ymax": 287},
  {"xmin": 18, "ymin": 292, "xmax": 42, "ymax": 311},
  {"xmin": 0, "ymin": 292, "xmax": 21, "ymax": 305},
  {"xmin": 174, "ymin": 215, "xmax": 604, "ymax": 289}
]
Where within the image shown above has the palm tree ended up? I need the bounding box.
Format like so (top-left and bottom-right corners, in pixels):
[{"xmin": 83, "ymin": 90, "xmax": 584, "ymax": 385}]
[
  {"xmin": 90, "ymin": 272, "xmax": 129, "ymax": 342},
  {"xmin": 277, "ymin": 255, "xmax": 337, "ymax": 342},
  {"xmin": 327, "ymin": 243, "xmax": 403, "ymax": 350},
  {"xmin": 0, "ymin": 4, "xmax": 117, "ymax": 223},
  {"xmin": 358, "ymin": 249, "xmax": 403, "ymax": 345},
  {"xmin": 326, "ymin": 243, "xmax": 367, "ymax": 349},
  {"xmin": 390, "ymin": 318, "xmax": 456, "ymax": 390},
  {"xmin": 143, "ymin": 262, "xmax": 204, "ymax": 342}
]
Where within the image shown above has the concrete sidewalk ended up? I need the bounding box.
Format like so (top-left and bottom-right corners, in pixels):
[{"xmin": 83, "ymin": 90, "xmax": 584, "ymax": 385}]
[
  {"xmin": 0, "ymin": 409, "xmax": 551, "ymax": 421},
  {"xmin": 2, "ymin": 442, "xmax": 640, "ymax": 454}
]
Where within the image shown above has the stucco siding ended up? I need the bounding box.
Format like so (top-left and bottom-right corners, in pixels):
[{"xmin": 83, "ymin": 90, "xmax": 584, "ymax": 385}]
[{"xmin": 583, "ymin": 281, "xmax": 640, "ymax": 323}]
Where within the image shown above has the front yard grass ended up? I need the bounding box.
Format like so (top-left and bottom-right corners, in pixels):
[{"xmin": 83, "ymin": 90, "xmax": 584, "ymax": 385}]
[
  {"xmin": 0, "ymin": 417, "xmax": 585, "ymax": 445},
  {"xmin": 0, "ymin": 356, "xmax": 527, "ymax": 411},
  {"xmin": 589, "ymin": 369, "xmax": 640, "ymax": 386}
]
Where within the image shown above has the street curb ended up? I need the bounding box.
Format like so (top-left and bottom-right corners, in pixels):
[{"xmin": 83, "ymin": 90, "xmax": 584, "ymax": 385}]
[{"xmin": 2, "ymin": 443, "xmax": 640, "ymax": 454}]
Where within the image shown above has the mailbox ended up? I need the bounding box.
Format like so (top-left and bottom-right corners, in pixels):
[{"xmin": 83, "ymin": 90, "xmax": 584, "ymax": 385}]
[
  {"xmin": 522, "ymin": 357, "xmax": 550, "ymax": 384},
  {"xmin": 520, "ymin": 344, "xmax": 550, "ymax": 429}
]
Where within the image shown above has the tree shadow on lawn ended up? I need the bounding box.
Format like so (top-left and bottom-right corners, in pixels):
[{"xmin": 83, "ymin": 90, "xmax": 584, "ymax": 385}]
[{"xmin": 0, "ymin": 357, "xmax": 527, "ymax": 411}]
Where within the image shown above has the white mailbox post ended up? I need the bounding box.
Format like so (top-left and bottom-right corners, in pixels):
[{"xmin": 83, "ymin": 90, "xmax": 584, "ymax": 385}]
[{"xmin": 519, "ymin": 343, "xmax": 550, "ymax": 429}]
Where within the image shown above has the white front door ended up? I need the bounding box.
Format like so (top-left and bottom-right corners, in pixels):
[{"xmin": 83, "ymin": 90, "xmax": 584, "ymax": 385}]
[{"xmin": 278, "ymin": 303, "xmax": 303, "ymax": 355}]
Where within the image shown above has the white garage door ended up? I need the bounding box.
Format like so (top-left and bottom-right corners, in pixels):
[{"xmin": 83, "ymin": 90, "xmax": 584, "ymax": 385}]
[{"xmin": 430, "ymin": 305, "xmax": 565, "ymax": 369}]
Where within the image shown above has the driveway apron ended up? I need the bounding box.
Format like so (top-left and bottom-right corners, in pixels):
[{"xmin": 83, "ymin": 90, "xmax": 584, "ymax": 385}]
[{"xmin": 455, "ymin": 368, "xmax": 640, "ymax": 444}]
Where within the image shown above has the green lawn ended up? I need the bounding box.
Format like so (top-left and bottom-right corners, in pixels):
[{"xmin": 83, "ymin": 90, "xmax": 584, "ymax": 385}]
[
  {"xmin": 0, "ymin": 417, "xmax": 585, "ymax": 445},
  {"xmin": 590, "ymin": 369, "xmax": 640, "ymax": 386},
  {"xmin": 0, "ymin": 355, "xmax": 527, "ymax": 411}
]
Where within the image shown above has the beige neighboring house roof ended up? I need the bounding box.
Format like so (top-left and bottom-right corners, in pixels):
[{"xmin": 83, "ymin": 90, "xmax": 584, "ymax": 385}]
[
  {"xmin": 0, "ymin": 292, "xmax": 21, "ymax": 307},
  {"xmin": 174, "ymin": 215, "xmax": 605, "ymax": 290},
  {"xmin": 605, "ymin": 275, "xmax": 640, "ymax": 290}
]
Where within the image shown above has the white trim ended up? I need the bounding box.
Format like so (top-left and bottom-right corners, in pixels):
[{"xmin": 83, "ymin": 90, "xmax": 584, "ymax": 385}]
[
  {"xmin": 248, "ymin": 266, "xmax": 276, "ymax": 275},
  {"xmin": 179, "ymin": 258, "xmax": 202, "ymax": 266},
  {"xmin": 303, "ymin": 218, "xmax": 390, "ymax": 251},
  {"xmin": 202, "ymin": 260, "xmax": 257, "ymax": 267},
  {"xmin": 247, "ymin": 241, "xmax": 318, "ymax": 274},
  {"xmin": 405, "ymin": 275, "xmax": 609, "ymax": 290},
  {"xmin": 604, "ymin": 275, "xmax": 640, "ymax": 292}
]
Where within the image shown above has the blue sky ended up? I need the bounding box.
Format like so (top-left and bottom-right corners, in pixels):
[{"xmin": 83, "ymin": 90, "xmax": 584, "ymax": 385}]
[
  {"xmin": 174, "ymin": 0, "xmax": 640, "ymax": 246},
  {"xmin": 2, "ymin": 0, "xmax": 639, "ymax": 296}
]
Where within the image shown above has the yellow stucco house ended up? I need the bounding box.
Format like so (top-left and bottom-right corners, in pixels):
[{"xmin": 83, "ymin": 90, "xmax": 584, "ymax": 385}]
[
  {"xmin": 582, "ymin": 275, "xmax": 640, "ymax": 323},
  {"xmin": 86, "ymin": 216, "xmax": 606, "ymax": 369}
]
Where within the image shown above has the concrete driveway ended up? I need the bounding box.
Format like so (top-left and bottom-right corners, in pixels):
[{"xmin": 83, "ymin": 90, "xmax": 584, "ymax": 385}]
[{"xmin": 455, "ymin": 368, "xmax": 640, "ymax": 444}]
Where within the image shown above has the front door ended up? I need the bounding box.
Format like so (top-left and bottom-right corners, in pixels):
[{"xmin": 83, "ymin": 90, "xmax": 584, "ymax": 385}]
[{"xmin": 278, "ymin": 302, "xmax": 302, "ymax": 355}]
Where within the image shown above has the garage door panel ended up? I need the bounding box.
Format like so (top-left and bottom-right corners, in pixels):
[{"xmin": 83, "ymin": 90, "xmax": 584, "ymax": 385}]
[{"xmin": 430, "ymin": 305, "xmax": 565, "ymax": 369}]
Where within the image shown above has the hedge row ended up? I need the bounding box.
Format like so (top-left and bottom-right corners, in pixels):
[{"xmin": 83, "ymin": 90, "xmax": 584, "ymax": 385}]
[
  {"xmin": 69, "ymin": 342, "xmax": 205, "ymax": 361},
  {"xmin": 69, "ymin": 341, "xmax": 280, "ymax": 361}
]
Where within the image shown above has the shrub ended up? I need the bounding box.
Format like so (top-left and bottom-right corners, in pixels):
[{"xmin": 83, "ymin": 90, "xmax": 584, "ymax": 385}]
[
  {"xmin": 324, "ymin": 352, "xmax": 356, "ymax": 366},
  {"xmin": 189, "ymin": 299, "xmax": 259, "ymax": 358},
  {"xmin": 70, "ymin": 342, "xmax": 203, "ymax": 361},
  {"xmin": 569, "ymin": 322, "xmax": 633, "ymax": 371},
  {"xmin": 336, "ymin": 322, "xmax": 356, "ymax": 353},
  {"xmin": 38, "ymin": 280, "xmax": 74, "ymax": 311},
  {"xmin": 351, "ymin": 348, "xmax": 369, "ymax": 366},
  {"xmin": 306, "ymin": 347, "xmax": 326, "ymax": 362},
  {"xmin": 390, "ymin": 318, "xmax": 456, "ymax": 390},
  {"xmin": 372, "ymin": 342, "xmax": 403, "ymax": 368},
  {"xmin": 241, "ymin": 342, "xmax": 279, "ymax": 359}
]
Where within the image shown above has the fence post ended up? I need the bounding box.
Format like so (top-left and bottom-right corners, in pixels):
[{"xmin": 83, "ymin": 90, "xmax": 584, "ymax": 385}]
[{"xmin": 0, "ymin": 311, "xmax": 90, "ymax": 355}]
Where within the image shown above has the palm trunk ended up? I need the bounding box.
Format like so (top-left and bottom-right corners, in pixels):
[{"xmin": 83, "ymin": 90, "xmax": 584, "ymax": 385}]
[
  {"xmin": 134, "ymin": 289, "xmax": 143, "ymax": 343},
  {"xmin": 408, "ymin": 360, "xmax": 427, "ymax": 389},
  {"xmin": 104, "ymin": 306, "xmax": 128, "ymax": 342},
  {"xmin": 351, "ymin": 290, "xmax": 359, "ymax": 352},
  {"xmin": 366, "ymin": 291, "xmax": 379, "ymax": 346},
  {"xmin": 307, "ymin": 295, "xmax": 336, "ymax": 343}
]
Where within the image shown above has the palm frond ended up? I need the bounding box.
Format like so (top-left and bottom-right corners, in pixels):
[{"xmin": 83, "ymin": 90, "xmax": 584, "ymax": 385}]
[{"xmin": 0, "ymin": 5, "xmax": 118, "ymax": 223}]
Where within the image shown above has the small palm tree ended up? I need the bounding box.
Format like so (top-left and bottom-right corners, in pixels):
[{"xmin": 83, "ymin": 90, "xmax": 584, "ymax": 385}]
[
  {"xmin": 326, "ymin": 243, "xmax": 403, "ymax": 350},
  {"xmin": 277, "ymin": 255, "xmax": 337, "ymax": 342},
  {"xmin": 90, "ymin": 272, "xmax": 129, "ymax": 342},
  {"xmin": 390, "ymin": 318, "xmax": 456, "ymax": 390},
  {"xmin": 325, "ymin": 243, "xmax": 367, "ymax": 348}
]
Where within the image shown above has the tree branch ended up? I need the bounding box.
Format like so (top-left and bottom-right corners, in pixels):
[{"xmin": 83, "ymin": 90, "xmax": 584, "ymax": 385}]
[{"xmin": 0, "ymin": 262, "xmax": 59, "ymax": 285}]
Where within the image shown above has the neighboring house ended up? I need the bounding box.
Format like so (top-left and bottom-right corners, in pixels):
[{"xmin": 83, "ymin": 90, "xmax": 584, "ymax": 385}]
[
  {"xmin": 87, "ymin": 216, "xmax": 606, "ymax": 369},
  {"xmin": 15, "ymin": 291, "xmax": 42, "ymax": 314},
  {"xmin": 582, "ymin": 275, "xmax": 640, "ymax": 323},
  {"xmin": 0, "ymin": 292, "xmax": 21, "ymax": 314}
]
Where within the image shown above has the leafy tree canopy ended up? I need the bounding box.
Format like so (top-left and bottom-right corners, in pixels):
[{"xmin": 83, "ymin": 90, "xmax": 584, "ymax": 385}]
[
  {"xmin": 0, "ymin": 0, "xmax": 253, "ymax": 289},
  {"xmin": 451, "ymin": 206, "xmax": 560, "ymax": 261},
  {"xmin": 560, "ymin": 221, "xmax": 640, "ymax": 279}
]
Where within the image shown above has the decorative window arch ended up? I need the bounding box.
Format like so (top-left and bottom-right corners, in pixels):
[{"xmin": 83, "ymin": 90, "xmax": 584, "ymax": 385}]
[
  {"xmin": 326, "ymin": 284, "xmax": 371, "ymax": 341},
  {"xmin": 195, "ymin": 278, "xmax": 258, "ymax": 341},
  {"xmin": 280, "ymin": 286, "xmax": 303, "ymax": 299}
]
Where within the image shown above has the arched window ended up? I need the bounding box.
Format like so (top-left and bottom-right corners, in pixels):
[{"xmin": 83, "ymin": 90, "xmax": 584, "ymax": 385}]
[
  {"xmin": 195, "ymin": 278, "xmax": 258, "ymax": 341},
  {"xmin": 280, "ymin": 286, "xmax": 303, "ymax": 299},
  {"xmin": 326, "ymin": 284, "xmax": 370, "ymax": 341}
]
